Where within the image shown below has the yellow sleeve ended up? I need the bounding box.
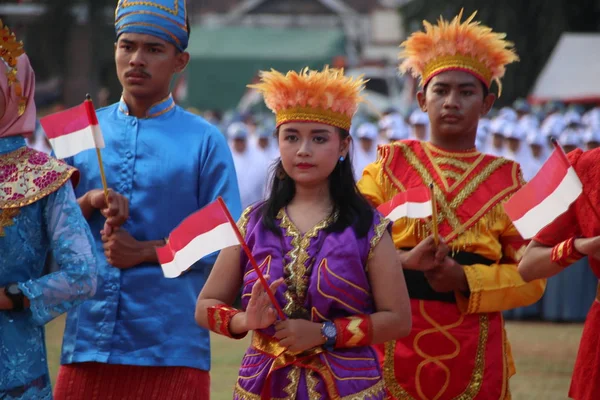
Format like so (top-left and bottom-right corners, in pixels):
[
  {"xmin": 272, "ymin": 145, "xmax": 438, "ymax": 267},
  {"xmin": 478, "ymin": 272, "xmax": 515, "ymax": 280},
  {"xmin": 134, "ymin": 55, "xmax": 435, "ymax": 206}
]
[
  {"xmin": 357, "ymin": 160, "xmax": 386, "ymax": 207},
  {"xmin": 455, "ymin": 212, "xmax": 546, "ymax": 314},
  {"xmin": 456, "ymin": 263, "xmax": 546, "ymax": 314}
]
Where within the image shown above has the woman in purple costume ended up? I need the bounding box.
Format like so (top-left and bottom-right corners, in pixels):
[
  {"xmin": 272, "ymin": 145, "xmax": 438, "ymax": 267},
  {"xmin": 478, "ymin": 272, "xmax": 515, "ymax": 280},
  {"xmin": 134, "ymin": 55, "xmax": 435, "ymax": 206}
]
[{"xmin": 195, "ymin": 67, "xmax": 412, "ymax": 399}]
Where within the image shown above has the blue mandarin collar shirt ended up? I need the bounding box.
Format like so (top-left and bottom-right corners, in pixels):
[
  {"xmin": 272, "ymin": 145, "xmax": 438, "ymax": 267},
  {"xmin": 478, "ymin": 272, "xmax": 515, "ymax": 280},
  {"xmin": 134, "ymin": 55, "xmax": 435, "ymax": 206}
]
[{"xmin": 61, "ymin": 95, "xmax": 241, "ymax": 370}]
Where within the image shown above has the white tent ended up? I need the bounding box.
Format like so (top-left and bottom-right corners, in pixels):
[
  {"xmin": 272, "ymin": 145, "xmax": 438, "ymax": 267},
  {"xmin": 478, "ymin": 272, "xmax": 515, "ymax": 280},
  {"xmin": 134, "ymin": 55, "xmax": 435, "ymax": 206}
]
[{"xmin": 529, "ymin": 33, "xmax": 600, "ymax": 104}]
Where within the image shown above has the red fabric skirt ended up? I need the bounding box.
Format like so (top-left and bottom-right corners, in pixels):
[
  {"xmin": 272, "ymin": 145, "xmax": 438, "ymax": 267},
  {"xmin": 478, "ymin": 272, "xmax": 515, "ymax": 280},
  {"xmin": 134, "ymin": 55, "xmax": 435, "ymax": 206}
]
[
  {"xmin": 569, "ymin": 299, "xmax": 600, "ymax": 400},
  {"xmin": 53, "ymin": 363, "xmax": 210, "ymax": 400},
  {"xmin": 375, "ymin": 299, "xmax": 510, "ymax": 400}
]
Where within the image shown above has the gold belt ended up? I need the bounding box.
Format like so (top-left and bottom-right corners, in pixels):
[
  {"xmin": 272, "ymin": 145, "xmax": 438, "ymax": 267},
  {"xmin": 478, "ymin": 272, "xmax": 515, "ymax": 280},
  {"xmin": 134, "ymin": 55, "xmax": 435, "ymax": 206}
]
[{"xmin": 251, "ymin": 331, "xmax": 338, "ymax": 399}]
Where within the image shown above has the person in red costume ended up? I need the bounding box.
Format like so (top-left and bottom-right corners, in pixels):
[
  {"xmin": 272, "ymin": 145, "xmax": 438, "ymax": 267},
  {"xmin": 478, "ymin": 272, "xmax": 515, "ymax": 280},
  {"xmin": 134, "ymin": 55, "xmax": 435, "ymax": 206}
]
[{"xmin": 519, "ymin": 147, "xmax": 600, "ymax": 400}]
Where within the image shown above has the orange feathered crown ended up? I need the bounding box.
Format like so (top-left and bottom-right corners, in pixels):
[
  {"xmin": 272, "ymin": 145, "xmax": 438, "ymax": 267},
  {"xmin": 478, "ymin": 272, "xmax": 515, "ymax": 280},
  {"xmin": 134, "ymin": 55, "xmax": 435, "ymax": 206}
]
[
  {"xmin": 247, "ymin": 66, "xmax": 367, "ymax": 131},
  {"xmin": 399, "ymin": 10, "xmax": 519, "ymax": 95},
  {"xmin": 0, "ymin": 19, "xmax": 27, "ymax": 115}
]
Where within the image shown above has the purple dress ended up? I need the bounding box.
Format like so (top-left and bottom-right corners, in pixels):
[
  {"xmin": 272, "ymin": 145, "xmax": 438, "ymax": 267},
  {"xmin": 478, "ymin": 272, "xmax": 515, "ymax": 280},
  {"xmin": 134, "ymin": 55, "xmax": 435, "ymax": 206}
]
[{"xmin": 233, "ymin": 205, "xmax": 391, "ymax": 399}]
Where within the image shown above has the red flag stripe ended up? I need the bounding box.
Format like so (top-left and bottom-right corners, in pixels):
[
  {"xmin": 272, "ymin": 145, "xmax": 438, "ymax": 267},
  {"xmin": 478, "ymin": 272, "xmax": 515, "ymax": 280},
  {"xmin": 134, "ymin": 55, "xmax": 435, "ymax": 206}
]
[
  {"xmin": 40, "ymin": 103, "xmax": 95, "ymax": 139},
  {"xmin": 160, "ymin": 200, "xmax": 230, "ymax": 256},
  {"xmin": 503, "ymin": 148, "xmax": 570, "ymax": 220},
  {"xmin": 377, "ymin": 186, "xmax": 431, "ymax": 217}
]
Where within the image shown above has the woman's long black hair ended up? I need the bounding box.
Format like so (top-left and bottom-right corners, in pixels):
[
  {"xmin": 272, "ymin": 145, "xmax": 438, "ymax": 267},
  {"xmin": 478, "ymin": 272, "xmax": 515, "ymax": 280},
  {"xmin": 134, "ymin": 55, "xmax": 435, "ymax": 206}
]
[{"xmin": 260, "ymin": 127, "xmax": 375, "ymax": 238}]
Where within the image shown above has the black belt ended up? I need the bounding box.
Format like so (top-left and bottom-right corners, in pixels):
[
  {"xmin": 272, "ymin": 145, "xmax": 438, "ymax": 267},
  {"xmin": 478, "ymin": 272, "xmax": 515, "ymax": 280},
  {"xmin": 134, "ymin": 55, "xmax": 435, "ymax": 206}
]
[{"xmin": 401, "ymin": 248, "xmax": 494, "ymax": 303}]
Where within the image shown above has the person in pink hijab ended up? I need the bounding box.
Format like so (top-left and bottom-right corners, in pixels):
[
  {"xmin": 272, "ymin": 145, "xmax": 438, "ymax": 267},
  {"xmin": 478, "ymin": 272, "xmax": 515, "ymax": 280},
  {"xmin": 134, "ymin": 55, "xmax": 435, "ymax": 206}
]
[{"xmin": 0, "ymin": 21, "xmax": 98, "ymax": 399}]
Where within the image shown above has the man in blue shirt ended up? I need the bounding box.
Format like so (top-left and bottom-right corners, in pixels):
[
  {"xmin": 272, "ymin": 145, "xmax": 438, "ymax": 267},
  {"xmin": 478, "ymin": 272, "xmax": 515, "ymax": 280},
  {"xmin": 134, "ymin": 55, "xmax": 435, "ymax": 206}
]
[{"xmin": 53, "ymin": 1, "xmax": 241, "ymax": 399}]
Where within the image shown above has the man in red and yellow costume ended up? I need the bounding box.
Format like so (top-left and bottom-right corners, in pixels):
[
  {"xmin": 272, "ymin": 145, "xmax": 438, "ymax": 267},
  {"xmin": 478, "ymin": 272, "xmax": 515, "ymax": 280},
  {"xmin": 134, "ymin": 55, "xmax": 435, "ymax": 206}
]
[{"xmin": 357, "ymin": 10, "xmax": 546, "ymax": 399}]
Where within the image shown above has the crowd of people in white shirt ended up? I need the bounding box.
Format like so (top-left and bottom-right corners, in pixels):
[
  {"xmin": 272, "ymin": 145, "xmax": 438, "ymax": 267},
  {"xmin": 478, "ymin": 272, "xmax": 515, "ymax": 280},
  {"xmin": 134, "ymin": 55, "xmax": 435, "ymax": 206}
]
[{"xmin": 223, "ymin": 100, "xmax": 600, "ymax": 208}]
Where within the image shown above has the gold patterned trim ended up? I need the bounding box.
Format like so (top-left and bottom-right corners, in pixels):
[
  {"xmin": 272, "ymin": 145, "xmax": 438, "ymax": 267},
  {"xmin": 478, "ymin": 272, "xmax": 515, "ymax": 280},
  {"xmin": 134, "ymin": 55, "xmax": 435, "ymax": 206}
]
[
  {"xmin": 234, "ymin": 381, "xmax": 286, "ymax": 400},
  {"xmin": 276, "ymin": 106, "xmax": 351, "ymax": 131},
  {"xmin": 117, "ymin": 0, "xmax": 182, "ymax": 17},
  {"xmin": 424, "ymin": 142, "xmax": 480, "ymax": 158},
  {"xmin": 383, "ymin": 313, "xmax": 489, "ymax": 399},
  {"xmin": 0, "ymin": 148, "xmax": 77, "ymax": 209},
  {"xmin": 341, "ymin": 380, "xmax": 386, "ymax": 400},
  {"xmin": 0, "ymin": 208, "xmax": 19, "ymax": 236},
  {"xmin": 306, "ymin": 370, "xmax": 320, "ymax": 399},
  {"xmin": 395, "ymin": 142, "xmax": 514, "ymax": 244},
  {"xmin": 442, "ymin": 169, "xmax": 464, "ymax": 182},
  {"xmin": 283, "ymin": 366, "xmax": 301, "ymax": 398},
  {"xmin": 238, "ymin": 205, "xmax": 254, "ymax": 238},
  {"xmin": 367, "ymin": 216, "xmax": 390, "ymax": 263},
  {"xmin": 278, "ymin": 209, "xmax": 335, "ymax": 318},
  {"xmin": 423, "ymin": 54, "xmax": 492, "ymax": 87},
  {"xmin": 432, "ymin": 157, "xmax": 472, "ymax": 170},
  {"xmin": 422, "ymin": 143, "xmax": 485, "ymax": 193}
]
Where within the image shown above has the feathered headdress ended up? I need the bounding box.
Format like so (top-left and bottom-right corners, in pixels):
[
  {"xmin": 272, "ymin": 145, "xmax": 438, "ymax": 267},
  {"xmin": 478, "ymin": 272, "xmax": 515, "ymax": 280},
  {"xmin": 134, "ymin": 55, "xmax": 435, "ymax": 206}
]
[
  {"xmin": 399, "ymin": 10, "xmax": 519, "ymax": 95},
  {"xmin": 247, "ymin": 66, "xmax": 367, "ymax": 131},
  {"xmin": 0, "ymin": 19, "xmax": 26, "ymax": 115}
]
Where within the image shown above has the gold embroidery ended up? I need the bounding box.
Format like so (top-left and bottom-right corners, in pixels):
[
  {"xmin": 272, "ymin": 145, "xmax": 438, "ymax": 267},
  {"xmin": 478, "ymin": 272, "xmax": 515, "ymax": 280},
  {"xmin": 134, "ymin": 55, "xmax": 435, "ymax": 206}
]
[
  {"xmin": 306, "ymin": 370, "xmax": 321, "ymax": 399},
  {"xmin": 424, "ymin": 142, "xmax": 480, "ymax": 158},
  {"xmin": 279, "ymin": 210, "xmax": 334, "ymax": 318},
  {"xmin": 283, "ymin": 367, "xmax": 301, "ymax": 398},
  {"xmin": 396, "ymin": 142, "xmax": 514, "ymax": 243},
  {"xmin": 234, "ymin": 382, "xmax": 287, "ymax": 400},
  {"xmin": 368, "ymin": 216, "xmax": 390, "ymax": 262},
  {"xmin": 441, "ymin": 169, "xmax": 463, "ymax": 182},
  {"xmin": 0, "ymin": 147, "xmax": 76, "ymax": 209},
  {"xmin": 0, "ymin": 208, "xmax": 19, "ymax": 236},
  {"xmin": 238, "ymin": 205, "xmax": 254, "ymax": 238},
  {"xmin": 118, "ymin": 0, "xmax": 181, "ymax": 16},
  {"xmin": 341, "ymin": 380, "xmax": 386, "ymax": 400},
  {"xmin": 383, "ymin": 314, "xmax": 489, "ymax": 400},
  {"xmin": 413, "ymin": 300, "xmax": 464, "ymax": 400},
  {"xmin": 432, "ymin": 157, "xmax": 472, "ymax": 170},
  {"xmin": 423, "ymin": 144, "xmax": 485, "ymax": 192}
]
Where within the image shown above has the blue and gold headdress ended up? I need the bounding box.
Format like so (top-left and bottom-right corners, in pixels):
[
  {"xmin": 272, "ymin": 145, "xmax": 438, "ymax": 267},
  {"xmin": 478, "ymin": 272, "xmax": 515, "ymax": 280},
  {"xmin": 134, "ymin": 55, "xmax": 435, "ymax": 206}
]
[{"xmin": 115, "ymin": 0, "xmax": 189, "ymax": 51}]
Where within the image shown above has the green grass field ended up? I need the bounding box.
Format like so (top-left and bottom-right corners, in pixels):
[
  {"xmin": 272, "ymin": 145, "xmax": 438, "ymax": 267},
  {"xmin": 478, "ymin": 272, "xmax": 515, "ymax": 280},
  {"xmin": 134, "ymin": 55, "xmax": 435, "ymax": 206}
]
[{"xmin": 45, "ymin": 316, "xmax": 582, "ymax": 399}]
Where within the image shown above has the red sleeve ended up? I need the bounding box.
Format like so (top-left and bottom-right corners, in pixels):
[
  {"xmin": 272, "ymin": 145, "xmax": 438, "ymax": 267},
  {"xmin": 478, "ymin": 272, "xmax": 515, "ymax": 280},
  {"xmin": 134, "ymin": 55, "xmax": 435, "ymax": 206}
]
[{"xmin": 534, "ymin": 149, "xmax": 584, "ymax": 246}]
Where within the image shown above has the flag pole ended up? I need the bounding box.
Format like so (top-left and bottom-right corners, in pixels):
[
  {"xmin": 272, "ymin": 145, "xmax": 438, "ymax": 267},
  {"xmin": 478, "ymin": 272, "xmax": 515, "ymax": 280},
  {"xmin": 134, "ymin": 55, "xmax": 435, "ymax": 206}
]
[
  {"xmin": 429, "ymin": 183, "xmax": 439, "ymax": 245},
  {"xmin": 551, "ymin": 137, "xmax": 600, "ymax": 224},
  {"xmin": 84, "ymin": 94, "xmax": 109, "ymax": 206},
  {"xmin": 217, "ymin": 197, "xmax": 287, "ymax": 320}
]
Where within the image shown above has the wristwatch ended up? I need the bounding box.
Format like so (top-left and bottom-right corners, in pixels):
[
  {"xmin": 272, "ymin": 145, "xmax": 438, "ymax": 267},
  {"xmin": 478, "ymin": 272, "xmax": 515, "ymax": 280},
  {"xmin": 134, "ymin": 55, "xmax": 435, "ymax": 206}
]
[
  {"xmin": 4, "ymin": 283, "xmax": 25, "ymax": 311},
  {"xmin": 321, "ymin": 321, "xmax": 337, "ymax": 351}
]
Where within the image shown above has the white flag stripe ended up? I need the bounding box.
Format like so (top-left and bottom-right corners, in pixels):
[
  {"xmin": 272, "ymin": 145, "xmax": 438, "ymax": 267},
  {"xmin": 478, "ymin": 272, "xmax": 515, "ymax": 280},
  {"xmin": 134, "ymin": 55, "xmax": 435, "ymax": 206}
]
[
  {"xmin": 161, "ymin": 222, "xmax": 238, "ymax": 278},
  {"xmin": 387, "ymin": 200, "xmax": 432, "ymax": 221},
  {"xmin": 512, "ymin": 167, "xmax": 582, "ymax": 239},
  {"xmin": 48, "ymin": 125, "xmax": 105, "ymax": 158}
]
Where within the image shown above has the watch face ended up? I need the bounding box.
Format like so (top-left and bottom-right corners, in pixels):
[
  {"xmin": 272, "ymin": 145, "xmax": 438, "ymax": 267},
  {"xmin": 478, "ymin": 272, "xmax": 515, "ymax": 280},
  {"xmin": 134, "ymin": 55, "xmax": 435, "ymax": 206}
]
[
  {"xmin": 323, "ymin": 324, "xmax": 336, "ymax": 338},
  {"xmin": 7, "ymin": 285, "xmax": 21, "ymax": 295}
]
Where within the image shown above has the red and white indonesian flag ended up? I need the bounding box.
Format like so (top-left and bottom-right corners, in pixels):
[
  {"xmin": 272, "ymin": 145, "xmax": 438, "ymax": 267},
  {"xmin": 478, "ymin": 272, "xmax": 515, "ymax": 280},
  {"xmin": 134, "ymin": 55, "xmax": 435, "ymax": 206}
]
[
  {"xmin": 156, "ymin": 198, "xmax": 240, "ymax": 278},
  {"xmin": 377, "ymin": 186, "xmax": 432, "ymax": 221},
  {"xmin": 40, "ymin": 100, "xmax": 105, "ymax": 159},
  {"xmin": 503, "ymin": 146, "xmax": 582, "ymax": 239}
]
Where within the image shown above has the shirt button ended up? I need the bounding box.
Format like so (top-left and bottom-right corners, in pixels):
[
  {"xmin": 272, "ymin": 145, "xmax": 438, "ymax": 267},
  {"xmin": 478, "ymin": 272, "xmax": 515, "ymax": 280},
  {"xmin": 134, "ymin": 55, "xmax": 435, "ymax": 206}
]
[
  {"xmin": 111, "ymin": 284, "xmax": 118, "ymax": 291},
  {"xmin": 131, "ymin": 119, "xmax": 137, "ymax": 126},
  {"xmin": 126, "ymin": 151, "xmax": 133, "ymax": 159}
]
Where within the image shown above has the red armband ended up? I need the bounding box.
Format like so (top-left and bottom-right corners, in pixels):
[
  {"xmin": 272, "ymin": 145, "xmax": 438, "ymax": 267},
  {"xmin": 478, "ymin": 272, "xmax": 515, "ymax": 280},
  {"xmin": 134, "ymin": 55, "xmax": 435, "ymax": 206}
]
[
  {"xmin": 551, "ymin": 237, "xmax": 585, "ymax": 268},
  {"xmin": 334, "ymin": 315, "xmax": 373, "ymax": 349},
  {"xmin": 207, "ymin": 304, "xmax": 247, "ymax": 339}
]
